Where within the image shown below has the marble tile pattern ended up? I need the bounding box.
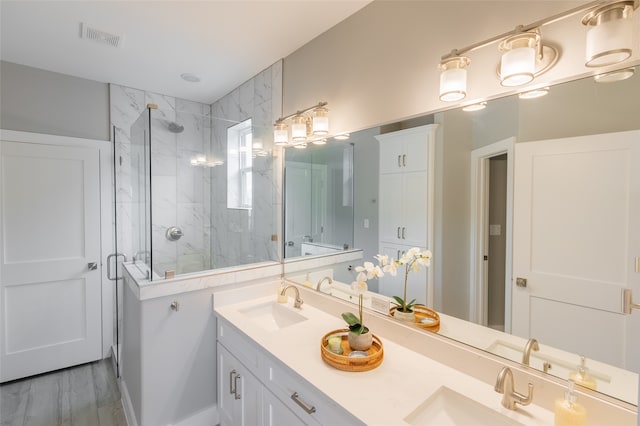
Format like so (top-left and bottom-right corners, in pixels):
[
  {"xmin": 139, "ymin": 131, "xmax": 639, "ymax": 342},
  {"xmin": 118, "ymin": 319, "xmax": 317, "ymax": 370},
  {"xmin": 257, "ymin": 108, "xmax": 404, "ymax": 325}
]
[
  {"xmin": 0, "ymin": 359, "xmax": 125, "ymax": 426},
  {"xmin": 210, "ymin": 60, "xmax": 281, "ymax": 268},
  {"xmin": 109, "ymin": 58, "xmax": 282, "ymax": 282}
]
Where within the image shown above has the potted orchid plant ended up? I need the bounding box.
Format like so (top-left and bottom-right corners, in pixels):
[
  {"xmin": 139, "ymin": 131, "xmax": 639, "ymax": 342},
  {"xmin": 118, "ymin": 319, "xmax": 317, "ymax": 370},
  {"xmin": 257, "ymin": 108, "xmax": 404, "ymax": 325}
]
[
  {"xmin": 341, "ymin": 281, "xmax": 372, "ymax": 351},
  {"xmin": 353, "ymin": 247, "xmax": 432, "ymax": 321}
]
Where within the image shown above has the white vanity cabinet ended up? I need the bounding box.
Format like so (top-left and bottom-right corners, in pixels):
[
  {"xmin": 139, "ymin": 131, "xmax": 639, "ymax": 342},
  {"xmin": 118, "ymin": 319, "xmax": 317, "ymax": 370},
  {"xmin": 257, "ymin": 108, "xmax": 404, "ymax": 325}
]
[
  {"xmin": 217, "ymin": 344, "xmax": 262, "ymax": 426},
  {"xmin": 217, "ymin": 318, "xmax": 362, "ymax": 426},
  {"xmin": 376, "ymin": 125, "xmax": 436, "ymax": 305}
]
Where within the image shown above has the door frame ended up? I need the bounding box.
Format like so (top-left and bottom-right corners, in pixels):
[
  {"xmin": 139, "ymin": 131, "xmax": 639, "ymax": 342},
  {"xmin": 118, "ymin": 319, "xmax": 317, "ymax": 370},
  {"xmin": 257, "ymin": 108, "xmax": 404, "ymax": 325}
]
[
  {"xmin": 0, "ymin": 129, "xmax": 114, "ymax": 358},
  {"xmin": 469, "ymin": 137, "xmax": 514, "ymax": 331}
]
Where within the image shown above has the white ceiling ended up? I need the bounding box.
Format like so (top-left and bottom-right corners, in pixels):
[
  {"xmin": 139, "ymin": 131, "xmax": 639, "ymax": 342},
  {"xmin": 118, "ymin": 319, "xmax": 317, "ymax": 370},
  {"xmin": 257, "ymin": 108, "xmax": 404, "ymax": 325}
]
[{"xmin": 0, "ymin": 1, "xmax": 370, "ymax": 104}]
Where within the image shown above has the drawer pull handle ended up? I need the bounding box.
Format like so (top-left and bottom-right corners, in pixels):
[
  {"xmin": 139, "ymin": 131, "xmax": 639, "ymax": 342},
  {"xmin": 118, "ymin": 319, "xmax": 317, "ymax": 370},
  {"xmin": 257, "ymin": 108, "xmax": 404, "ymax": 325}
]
[
  {"xmin": 397, "ymin": 227, "xmax": 401, "ymax": 239},
  {"xmin": 291, "ymin": 392, "xmax": 316, "ymax": 414},
  {"xmin": 402, "ymin": 227, "xmax": 406, "ymax": 239},
  {"xmin": 402, "ymin": 154, "xmax": 406, "ymax": 167},
  {"xmin": 234, "ymin": 374, "xmax": 241, "ymax": 400},
  {"xmin": 397, "ymin": 155, "xmax": 402, "ymax": 167},
  {"xmin": 229, "ymin": 370, "xmax": 237, "ymax": 395}
]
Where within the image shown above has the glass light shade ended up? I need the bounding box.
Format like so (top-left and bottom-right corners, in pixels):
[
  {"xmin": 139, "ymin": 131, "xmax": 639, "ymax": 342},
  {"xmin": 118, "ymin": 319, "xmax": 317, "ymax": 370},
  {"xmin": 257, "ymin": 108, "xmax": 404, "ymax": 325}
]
[
  {"xmin": 594, "ymin": 67, "xmax": 635, "ymax": 83},
  {"xmin": 334, "ymin": 133, "xmax": 350, "ymax": 140},
  {"xmin": 439, "ymin": 68, "xmax": 467, "ymax": 101},
  {"xmin": 500, "ymin": 46, "xmax": 535, "ymax": 86},
  {"xmin": 462, "ymin": 102, "xmax": 487, "ymax": 112},
  {"xmin": 293, "ymin": 142, "xmax": 307, "ymax": 149},
  {"xmin": 273, "ymin": 123, "xmax": 289, "ymax": 145},
  {"xmin": 519, "ymin": 87, "xmax": 549, "ymax": 99},
  {"xmin": 312, "ymin": 138, "xmax": 327, "ymax": 145},
  {"xmin": 585, "ymin": 16, "xmax": 633, "ymax": 67},
  {"xmin": 291, "ymin": 116, "xmax": 307, "ymax": 142},
  {"xmin": 438, "ymin": 56, "xmax": 470, "ymax": 102},
  {"xmin": 312, "ymin": 107, "xmax": 329, "ymax": 135}
]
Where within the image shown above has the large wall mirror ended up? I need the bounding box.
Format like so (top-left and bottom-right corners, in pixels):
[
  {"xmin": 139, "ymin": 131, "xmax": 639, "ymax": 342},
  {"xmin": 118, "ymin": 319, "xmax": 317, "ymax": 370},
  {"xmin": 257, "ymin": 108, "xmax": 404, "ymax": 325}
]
[{"xmin": 283, "ymin": 66, "xmax": 640, "ymax": 405}]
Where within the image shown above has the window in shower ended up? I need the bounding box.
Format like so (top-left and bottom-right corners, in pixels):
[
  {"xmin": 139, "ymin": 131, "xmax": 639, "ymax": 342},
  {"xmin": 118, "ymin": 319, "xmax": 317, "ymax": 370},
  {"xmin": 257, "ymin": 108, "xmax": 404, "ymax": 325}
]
[{"xmin": 227, "ymin": 118, "xmax": 253, "ymax": 209}]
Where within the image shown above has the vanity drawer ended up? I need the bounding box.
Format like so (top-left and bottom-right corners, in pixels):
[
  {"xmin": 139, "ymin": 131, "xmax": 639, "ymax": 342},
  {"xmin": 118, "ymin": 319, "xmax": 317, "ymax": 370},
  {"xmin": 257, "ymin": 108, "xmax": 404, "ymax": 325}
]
[
  {"xmin": 264, "ymin": 356, "xmax": 363, "ymax": 426},
  {"xmin": 217, "ymin": 318, "xmax": 261, "ymax": 371}
]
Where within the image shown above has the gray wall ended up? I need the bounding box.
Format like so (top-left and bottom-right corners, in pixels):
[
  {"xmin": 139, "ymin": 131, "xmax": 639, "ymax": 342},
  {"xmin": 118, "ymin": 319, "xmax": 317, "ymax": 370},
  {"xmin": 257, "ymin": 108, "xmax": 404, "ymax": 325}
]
[
  {"xmin": 0, "ymin": 61, "xmax": 110, "ymax": 140},
  {"xmin": 488, "ymin": 154, "xmax": 507, "ymax": 329}
]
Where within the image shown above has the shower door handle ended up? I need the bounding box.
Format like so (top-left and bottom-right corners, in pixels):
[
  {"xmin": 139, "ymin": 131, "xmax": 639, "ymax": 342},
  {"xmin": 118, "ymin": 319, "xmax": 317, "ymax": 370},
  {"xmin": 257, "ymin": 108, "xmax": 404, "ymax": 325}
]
[{"xmin": 107, "ymin": 253, "xmax": 128, "ymax": 281}]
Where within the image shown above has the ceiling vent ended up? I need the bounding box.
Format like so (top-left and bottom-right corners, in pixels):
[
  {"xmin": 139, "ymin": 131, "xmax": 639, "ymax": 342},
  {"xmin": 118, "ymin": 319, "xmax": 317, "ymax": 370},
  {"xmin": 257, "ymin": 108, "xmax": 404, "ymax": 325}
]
[{"xmin": 80, "ymin": 23, "xmax": 121, "ymax": 48}]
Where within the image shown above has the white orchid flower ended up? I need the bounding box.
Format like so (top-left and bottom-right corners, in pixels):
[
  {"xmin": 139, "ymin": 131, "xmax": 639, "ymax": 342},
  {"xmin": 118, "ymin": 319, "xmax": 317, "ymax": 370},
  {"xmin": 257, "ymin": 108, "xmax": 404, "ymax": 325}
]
[
  {"xmin": 374, "ymin": 254, "xmax": 390, "ymax": 266},
  {"xmin": 356, "ymin": 271, "xmax": 368, "ymax": 283},
  {"xmin": 351, "ymin": 280, "xmax": 368, "ymax": 294},
  {"xmin": 383, "ymin": 261, "xmax": 399, "ymax": 276}
]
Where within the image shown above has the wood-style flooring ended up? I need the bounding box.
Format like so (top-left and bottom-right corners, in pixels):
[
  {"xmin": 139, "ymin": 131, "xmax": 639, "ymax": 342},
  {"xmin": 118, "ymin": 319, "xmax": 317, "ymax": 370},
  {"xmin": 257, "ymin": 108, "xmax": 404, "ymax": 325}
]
[{"xmin": 0, "ymin": 358, "xmax": 126, "ymax": 426}]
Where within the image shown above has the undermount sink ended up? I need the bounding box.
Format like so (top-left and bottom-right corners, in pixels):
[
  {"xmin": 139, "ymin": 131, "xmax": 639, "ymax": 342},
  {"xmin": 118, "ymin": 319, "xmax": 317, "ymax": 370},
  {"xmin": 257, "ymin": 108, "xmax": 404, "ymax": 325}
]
[
  {"xmin": 238, "ymin": 301, "xmax": 307, "ymax": 332},
  {"xmin": 404, "ymin": 386, "xmax": 523, "ymax": 426}
]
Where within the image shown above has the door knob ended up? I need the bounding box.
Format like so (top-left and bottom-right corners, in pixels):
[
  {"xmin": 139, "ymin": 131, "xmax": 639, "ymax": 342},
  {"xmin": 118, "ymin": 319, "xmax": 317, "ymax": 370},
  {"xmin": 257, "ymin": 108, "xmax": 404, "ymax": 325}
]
[{"xmin": 88, "ymin": 262, "xmax": 98, "ymax": 271}]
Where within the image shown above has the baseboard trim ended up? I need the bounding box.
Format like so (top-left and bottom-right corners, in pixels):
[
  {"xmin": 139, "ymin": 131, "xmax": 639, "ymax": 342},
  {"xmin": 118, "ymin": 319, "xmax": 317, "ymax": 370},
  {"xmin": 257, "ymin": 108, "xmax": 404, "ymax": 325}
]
[
  {"xmin": 171, "ymin": 405, "xmax": 219, "ymax": 426},
  {"xmin": 120, "ymin": 379, "xmax": 138, "ymax": 426}
]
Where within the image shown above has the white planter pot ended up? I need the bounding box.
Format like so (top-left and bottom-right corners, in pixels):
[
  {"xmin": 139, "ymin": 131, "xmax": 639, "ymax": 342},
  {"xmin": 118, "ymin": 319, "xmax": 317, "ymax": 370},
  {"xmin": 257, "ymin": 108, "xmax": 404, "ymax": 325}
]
[
  {"xmin": 393, "ymin": 309, "xmax": 416, "ymax": 322},
  {"xmin": 348, "ymin": 331, "xmax": 373, "ymax": 351}
]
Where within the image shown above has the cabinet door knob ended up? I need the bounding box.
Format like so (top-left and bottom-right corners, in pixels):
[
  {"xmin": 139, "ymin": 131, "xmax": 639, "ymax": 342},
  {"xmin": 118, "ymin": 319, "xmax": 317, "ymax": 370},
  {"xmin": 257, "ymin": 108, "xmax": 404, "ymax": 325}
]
[{"xmin": 291, "ymin": 392, "xmax": 316, "ymax": 414}]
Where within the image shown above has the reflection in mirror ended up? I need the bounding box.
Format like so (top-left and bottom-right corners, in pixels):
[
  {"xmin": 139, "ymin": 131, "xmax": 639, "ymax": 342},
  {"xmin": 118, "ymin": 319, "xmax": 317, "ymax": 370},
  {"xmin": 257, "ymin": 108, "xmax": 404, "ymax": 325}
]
[
  {"xmin": 283, "ymin": 67, "xmax": 640, "ymax": 405},
  {"xmin": 284, "ymin": 141, "xmax": 354, "ymax": 258}
]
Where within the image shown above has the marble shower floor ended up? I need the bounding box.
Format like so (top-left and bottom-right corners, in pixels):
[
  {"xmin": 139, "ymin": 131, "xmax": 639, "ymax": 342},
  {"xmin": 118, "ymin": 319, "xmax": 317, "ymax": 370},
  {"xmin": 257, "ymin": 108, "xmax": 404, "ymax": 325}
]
[{"xmin": 0, "ymin": 358, "xmax": 126, "ymax": 426}]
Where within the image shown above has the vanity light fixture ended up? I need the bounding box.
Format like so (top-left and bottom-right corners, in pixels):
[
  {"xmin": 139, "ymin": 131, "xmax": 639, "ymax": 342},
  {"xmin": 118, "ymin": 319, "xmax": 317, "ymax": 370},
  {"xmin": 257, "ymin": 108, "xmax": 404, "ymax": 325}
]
[
  {"xmin": 594, "ymin": 67, "xmax": 635, "ymax": 82},
  {"xmin": 519, "ymin": 87, "xmax": 550, "ymax": 99},
  {"xmin": 462, "ymin": 102, "xmax": 487, "ymax": 112},
  {"xmin": 437, "ymin": 0, "xmax": 640, "ymax": 101},
  {"xmin": 438, "ymin": 56, "xmax": 470, "ymax": 102},
  {"xmin": 273, "ymin": 101, "xmax": 329, "ymax": 146},
  {"xmin": 293, "ymin": 142, "xmax": 307, "ymax": 149},
  {"xmin": 582, "ymin": 1, "xmax": 638, "ymax": 68},
  {"xmin": 312, "ymin": 138, "xmax": 327, "ymax": 145},
  {"xmin": 334, "ymin": 133, "xmax": 350, "ymax": 140}
]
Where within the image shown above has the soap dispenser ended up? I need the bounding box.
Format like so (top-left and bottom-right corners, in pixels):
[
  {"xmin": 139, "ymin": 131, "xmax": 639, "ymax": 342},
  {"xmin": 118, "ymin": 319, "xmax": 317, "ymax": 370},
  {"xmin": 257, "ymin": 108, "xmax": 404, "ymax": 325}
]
[
  {"xmin": 569, "ymin": 356, "xmax": 597, "ymax": 390},
  {"xmin": 554, "ymin": 380, "xmax": 586, "ymax": 426},
  {"xmin": 302, "ymin": 273, "xmax": 313, "ymax": 288}
]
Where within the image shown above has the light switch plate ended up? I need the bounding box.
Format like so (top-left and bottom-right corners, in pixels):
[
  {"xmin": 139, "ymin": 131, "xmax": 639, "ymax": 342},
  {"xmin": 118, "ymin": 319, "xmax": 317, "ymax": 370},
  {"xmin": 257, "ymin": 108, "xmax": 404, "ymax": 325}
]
[
  {"xmin": 371, "ymin": 295, "xmax": 391, "ymax": 314},
  {"xmin": 489, "ymin": 224, "xmax": 501, "ymax": 236},
  {"xmin": 364, "ymin": 218, "xmax": 370, "ymax": 229}
]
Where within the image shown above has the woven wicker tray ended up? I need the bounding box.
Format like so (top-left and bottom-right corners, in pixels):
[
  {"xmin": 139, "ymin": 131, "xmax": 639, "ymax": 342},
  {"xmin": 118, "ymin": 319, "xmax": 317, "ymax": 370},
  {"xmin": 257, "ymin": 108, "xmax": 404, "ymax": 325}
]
[
  {"xmin": 320, "ymin": 329, "xmax": 383, "ymax": 372},
  {"xmin": 390, "ymin": 304, "xmax": 440, "ymax": 332}
]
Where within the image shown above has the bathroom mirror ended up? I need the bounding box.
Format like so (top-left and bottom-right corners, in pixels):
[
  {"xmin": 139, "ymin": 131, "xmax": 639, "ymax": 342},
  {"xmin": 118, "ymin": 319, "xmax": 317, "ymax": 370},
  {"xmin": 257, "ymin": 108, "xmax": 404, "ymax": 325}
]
[{"xmin": 283, "ymin": 66, "xmax": 640, "ymax": 405}]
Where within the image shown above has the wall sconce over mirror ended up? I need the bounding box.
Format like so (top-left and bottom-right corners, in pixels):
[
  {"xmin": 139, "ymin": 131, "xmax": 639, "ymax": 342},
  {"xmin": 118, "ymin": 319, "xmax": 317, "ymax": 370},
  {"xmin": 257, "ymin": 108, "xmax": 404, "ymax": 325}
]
[
  {"xmin": 273, "ymin": 101, "xmax": 330, "ymax": 148},
  {"xmin": 438, "ymin": 0, "xmax": 638, "ymax": 102}
]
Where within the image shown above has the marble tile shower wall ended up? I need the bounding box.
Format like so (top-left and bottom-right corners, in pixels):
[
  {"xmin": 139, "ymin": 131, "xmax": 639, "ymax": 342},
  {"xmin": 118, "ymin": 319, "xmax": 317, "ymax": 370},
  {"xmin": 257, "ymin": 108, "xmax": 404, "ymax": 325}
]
[
  {"xmin": 210, "ymin": 60, "xmax": 282, "ymax": 268},
  {"xmin": 110, "ymin": 86, "xmax": 212, "ymax": 282}
]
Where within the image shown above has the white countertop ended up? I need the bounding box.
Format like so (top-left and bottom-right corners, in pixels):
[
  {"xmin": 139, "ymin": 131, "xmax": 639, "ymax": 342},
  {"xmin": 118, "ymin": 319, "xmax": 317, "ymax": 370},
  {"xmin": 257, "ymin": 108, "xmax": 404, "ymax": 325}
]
[{"xmin": 215, "ymin": 294, "xmax": 555, "ymax": 425}]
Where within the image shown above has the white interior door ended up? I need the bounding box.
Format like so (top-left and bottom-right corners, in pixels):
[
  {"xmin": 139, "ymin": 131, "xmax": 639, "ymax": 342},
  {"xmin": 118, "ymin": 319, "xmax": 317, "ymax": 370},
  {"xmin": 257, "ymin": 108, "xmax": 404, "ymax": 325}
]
[
  {"xmin": 512, "ymin": 131, "xmax": 639, "ymax": 370},
  {"xmin": 0, "ymin": 140, "xmax": 102, "ymax": 382}
]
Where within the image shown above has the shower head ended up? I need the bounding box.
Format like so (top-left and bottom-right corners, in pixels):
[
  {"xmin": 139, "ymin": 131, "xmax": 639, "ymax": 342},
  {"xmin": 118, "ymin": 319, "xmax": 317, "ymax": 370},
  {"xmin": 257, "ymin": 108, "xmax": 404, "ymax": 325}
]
[{"xmin": 168, "ymin": 121, "xmax": 184, "ymax": 133}]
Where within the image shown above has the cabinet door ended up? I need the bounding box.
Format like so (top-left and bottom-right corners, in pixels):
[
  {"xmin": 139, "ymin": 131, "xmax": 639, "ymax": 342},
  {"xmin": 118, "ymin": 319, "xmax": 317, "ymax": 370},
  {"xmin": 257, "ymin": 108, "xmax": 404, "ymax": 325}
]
[
  {"xmin": 217, "ymin": 344, "xmax": 237, "ymax": 426},
  {"xmin": 263, "ymin": 389, "xmax": 305, "ymax": 426},
  {"xmin": 379, "ymin": 173, "xmax": 404, "ymax": 243},
  {"xmin": 379, "ymin": 138, "xmax": 403, "ymax": 174},
  {"xmin": 402, "ymin": 131, "xmax": 428, "ymax": 173},
  {"xmin": 217, "ymin": 344, "xmax": 261, "ymax": 426},
  {"xmin": 401, "ymin": 171, "xmax": 428, "ymax": 247}
]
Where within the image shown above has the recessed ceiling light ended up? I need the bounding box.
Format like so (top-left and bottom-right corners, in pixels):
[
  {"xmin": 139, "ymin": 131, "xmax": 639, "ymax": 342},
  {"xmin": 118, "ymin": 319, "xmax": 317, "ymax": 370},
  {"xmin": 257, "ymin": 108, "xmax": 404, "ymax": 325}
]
[
  {"xmin": 180, "ymin": 73, "xmax": 201, "ymax": 83},
  {"xmin": 519, "ymin": 87, "xmax": 549, "ymax": 99},
  {"xmin": 594, "ymin": 67, "xmax": 635, "ymax": 83},
  {"xmin": 334, "ymin": 133, "xmax": 350, "ymax": 140},
  {"xmin": 462, "ymin": 102, "xmax": 487, "ymax": 112}
]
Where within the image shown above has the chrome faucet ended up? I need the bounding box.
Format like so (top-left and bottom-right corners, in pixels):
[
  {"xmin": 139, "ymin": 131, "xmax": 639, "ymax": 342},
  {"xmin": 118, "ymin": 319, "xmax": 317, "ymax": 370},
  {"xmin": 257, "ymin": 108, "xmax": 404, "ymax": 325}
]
[
  {"xmin": 494, "ymin": 367, "xmax": 534, "ymax": 410},
  {"xmin": 316, "ymin": 276, "xmax": 333, "ymax": 292},
  {"xmin": 280, "ymin": 285, "xmax": 304, "ymax": 309},
  {"xmin": 522, "ymin": 338, "xmax": 539, "ymax": 366}
]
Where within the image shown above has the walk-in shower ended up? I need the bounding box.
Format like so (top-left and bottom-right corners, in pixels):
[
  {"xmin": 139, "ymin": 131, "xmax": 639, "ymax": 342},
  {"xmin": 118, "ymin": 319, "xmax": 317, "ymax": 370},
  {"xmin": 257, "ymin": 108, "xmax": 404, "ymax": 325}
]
[{"xmin": 117, "ymin": 105, "xmax": 278, "ymax": 281}]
